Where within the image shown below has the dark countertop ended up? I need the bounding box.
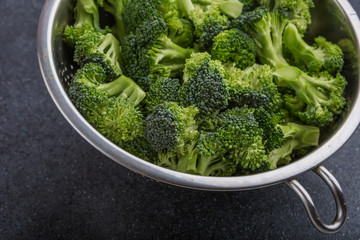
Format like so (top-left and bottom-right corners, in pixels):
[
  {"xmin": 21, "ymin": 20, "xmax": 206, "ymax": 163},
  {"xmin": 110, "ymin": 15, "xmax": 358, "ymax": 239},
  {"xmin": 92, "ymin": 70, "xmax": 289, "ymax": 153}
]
[{"xmin": 0, "ymin": 1, "xmax": 359, "ymax": 239}]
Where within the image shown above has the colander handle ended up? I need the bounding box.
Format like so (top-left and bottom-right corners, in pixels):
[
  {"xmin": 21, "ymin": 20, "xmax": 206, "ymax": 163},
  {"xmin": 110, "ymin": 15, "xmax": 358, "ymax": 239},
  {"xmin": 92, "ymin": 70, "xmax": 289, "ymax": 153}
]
[{"xmin": 286, "ymin": 165, "xmax": 347, "ymax": 234}]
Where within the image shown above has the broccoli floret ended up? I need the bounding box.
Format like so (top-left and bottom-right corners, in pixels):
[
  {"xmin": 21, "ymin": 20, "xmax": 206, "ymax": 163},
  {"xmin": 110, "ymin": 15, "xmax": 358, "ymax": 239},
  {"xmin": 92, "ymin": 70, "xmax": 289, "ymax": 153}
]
[
  {"xmin": 102, "ymin": 0, "xmax": 128, "ymax": 44},
  {"xmin": 179, "ymin": 53, "xmax": 230, "ymax": 117},
  {"xmin": 68, "ymin": 63, "xmax": 145, "ymax": 144},
  {"xmin": 95, "ymin": 98, "xmax": 144, "ymax": 144},
  {"xmin": 69, "ymin": 63, "xmax": 146, "ymax": 106},
  {"xmin": 252, "ymin": 108, "xmax": 285, "ymax": 153},
  {"xmin": 282, "ymin": 94, "xmax": 305, "ymax": 113},
  {"xmin": 269, "ymin": 122, "xmax": 319, "ymax": 169},
  {"xmin": 124, "ymin": 0, "xmax": 194, "ymax": 47},
  {"xmin": 212, "ymin": 29, "xmax": 256, "ymax": 69},
  {"xmin": 232, "ymin": 7, "xmax": 290, "ymax": 68},
  {"xmin": 274, "ymin": 66, "xmax": 347, "ymax": 127},
  {"xmin": 63, "ymin": 0, "xmax": 104, "ymax": 46},
  {"xmin": 121, "ymin": 137, "xmax": 158, "ymax": 162},
  {"xmin": 225, "ymin": 64, "xmax": 280, "ymax": 109},
  {"xmin": 200, "ymin": 108, "xmax": 317, "ymax": 173},
  {"xmin": 241, "ymin": 0, "xmax": 259, "ymax": 12},
  {"xmin": 123, "ymin": 17, "xmax": 195, "ymax": 81},
  {"xmin": 257, "ymin": 0, "xmax": 314, "ymax": 34},
  {"xmin": 177, "ymin": 1, "xmax": 230, "ymax": 50},
  {"xmin": 124, "ymin": 0, "xmax": 179, "ymax": 34},
  {"xmin": 144, "ymin": 102, "xmax": 198, "ymax": 152},
  {"xmin": 73, "ymin": 30, "xmax": 123, "ymax": 80},
  {"xmin": 196, "ymin": 132, "xmax": 236, "ymax": 176},
  {"xmin": 134, "ymin": 64, "xmax": 175, "ymax": 91},
  {"xmin": 145, "ymin": 77, "xmax": 181, "ymax": 112},
  {"xmin": 201, "ymin": 108, "xmax": 269, "ymax": 172},
  {"xmin": 283, "ymin": 23, "xmax": 344, "ymax": 75},
  {"xmin": 124, "ymin": 0, "xmax": 161, "ymax": 34},
  {"xmin": 192, "ymin": 0, "xmax": 244, "ymax": 18},
  {"xmin": 74, "ymin": 0, "xmax": 102, "ymax": 31},
  {"xmin": 192, "ymin": 4, "xmax": 230, "ymax": 50},
  {"xmin": 167, "ymin": 17, "xmax": 195, "ymax": 47},
  {"xmin": 144, "ymin": 103, "xmax": 200, "ymax": 173},
  {"xmin": 64, "ymin": 25, "xmax": 96, "ymax": 47}
]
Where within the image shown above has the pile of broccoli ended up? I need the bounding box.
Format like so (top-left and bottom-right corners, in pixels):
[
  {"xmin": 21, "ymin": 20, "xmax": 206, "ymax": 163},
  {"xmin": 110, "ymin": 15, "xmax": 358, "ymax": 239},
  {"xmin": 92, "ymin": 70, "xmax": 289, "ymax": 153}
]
[{"xmin": 63, "ymin": 0, "xmax": 348, "ymax": 176}]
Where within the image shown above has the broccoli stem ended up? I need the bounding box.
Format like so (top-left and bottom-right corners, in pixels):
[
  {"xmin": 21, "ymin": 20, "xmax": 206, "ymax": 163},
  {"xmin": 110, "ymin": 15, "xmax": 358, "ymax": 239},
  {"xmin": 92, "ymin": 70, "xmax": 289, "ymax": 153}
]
[
  {"xmin": 177, "ymin": 0, "xmax": 195, "ymax": 17},
  {"xmin": 74, "ymin": 0, "xmax": 101, "ymax": 30},
  {"xmin": 197, "ymin": 155, "xmax": 221, "ymax": 176},
  {"xmin": 158, "ymin": 152, "xmax": 178, "ymax": 170},
  {"xmin": 114, "ymin": 20, "xmax": 127, "ymax": 44},
  {"xmin": 103, "ymin": 0, "xmax": 127, "ymax": 44},
  {"xmin": 195, "ymin": 0, "xmax": 244, "ymax": 18},
  {"xmin": 97, "ymin": 34, "xmax": 123, "ymax": 75},
  {"xmin": 269, "ymin": 123, "xmax": 320, "ymax": 169},
  {"xmin": 177, "ymin": 145, "xmax": 199, "ymax": 174},
  {"xmin": 275, "ymin": 66, "xmax": 333, "ymax": 106},
  {"xmin": 97, "ymin": 75, "xmax": 128, "ymax": 96},
  {"xmin": 152, "ymin": 64, "xmax": 186, "ymax": 78},
  {"xmin": 177, "ymin": 127, "xmax": 200, "ymax": 174},
  {"xmin": 280, "ymin": 124, "xmax": 320, "ymax": 145},
  {"xmin": 154, "ymin": 36, "xmax": 195, "ymax": 64},
  {"xmin": 254, "ymin": 28, "xmax": 289, "ymax": 68},
  {"xmin": 203, "ymin": 161, "xmax": 230, "ymax": 176},
  {"xmin": 283, "ymin": 23, "xmax": 324, "ymax": 66},
  {"xmin": 268, "ymin": 140, "xmax": 295, "ymax": 169},
  {"xmin": 271, "ymin": 11, "xmax": 288, "ymax": 53},
  {"xmin": 244, "ymin": 11, "xmax": 289, "ymax": 68},
  {"xmin": 166, "ymin": 63, "xmax": 187, "ymax": 72},
  {"xmin": 97, "ymin": 75, "xmax": 146, "ymax": 106}
]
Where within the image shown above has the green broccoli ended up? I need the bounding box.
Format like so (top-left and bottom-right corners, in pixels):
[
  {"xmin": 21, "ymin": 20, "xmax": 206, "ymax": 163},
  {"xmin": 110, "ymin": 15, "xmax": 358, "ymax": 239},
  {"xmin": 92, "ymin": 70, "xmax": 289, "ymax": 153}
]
[
  {"xmin": 167, "ymin": 17, "xmax": 195, "ymax": 47},
  {"xmin": 64, "ymin": 0, "xmax": 124, "ymax": 81},
  {"xmin": 73, "ymin": 30, "xmax": 123, "ymax": 80},
  {"xmin": 196, "ymin": 132, "xmax": 237, "ymax": 176},
  {"xmin": 274, "ymin": 66, "xmax": 347, "ymax": 127},
  {"xmin": 124, "ymin": 0, "xmax": 160, "ymax": 34},
  {"xmin": 252, "ymin": 107, "xmax": 285, "ymax": 153},
  {"xmin": 283, "ymin": 23, "xmax": 344, "ymax": 75},
  {"xmin": 122, "ymin": 17, "xmax": 195, "ymax": 81},
  {"xmin": 179, "ymin": 53, "xmax": 230, "ymax": 117},
  {"xmin": 192, "ymin": 0, "xmax": 244, "ymax": 18},
  {"xmin": 150, "ymin": 106, "xmax": 266, "ymax": 176},
  {"xmin": 200, "ymin": 108, "xmax": 269, "ymax": 173},
  {"xmin": 144, "ymin": 102, "xmax": 198, "ymax": 151},
  {"xmin": 144, "ymin": 77, "xmax": 181, "ymax": 113},
  {"xmin": 68, "ymin": 63, "xmax": 145, "ymax": 144},
  {"xmin": 269, "ymin": 122, "xmax": 320, "ymax": 169},
  {"xmin": 102, "ymin": 0, "xmax": 128, "ymax": 44},
  {"xmin": 232, "ymin": 7, "xmax": 290, "ymax": 69},
  {"xmin": 212, "ymin": 29, "xmax": 256, "ymax": 69},
  {"xmin": 257, "ymin": 0, "xmax": 314, "ymax": 34},
  {"xmin": 69, "ymin": 63, "xmax": 146, "ymax": 106},
  {"xmin": 225, "ymin": 64, "xmax": 280, "ymax": 110},
  {"xmin": 124, "ymin": 0, "xmax": 179, "ymax": 34},
  {"xmin": 121, "ymin": 137, "xmax": 158, "ymax": 162},
  {"xmin": 74, "ymin": 0, "xmax": 102, "ymax": 31},
  {"xmin": 144, "ymin": 102, "xmax": 200, "ymax": 173},
  {"xmin": 63, "ymin": 0, "xmax": 103, "ymax": 46},
  {"xmin": 241, "ymin": 0, "xmax": 259, "ymax": 12},
  {"xmin": 177, "ymin": 1, "xmax": 230, "ymax": 50}
]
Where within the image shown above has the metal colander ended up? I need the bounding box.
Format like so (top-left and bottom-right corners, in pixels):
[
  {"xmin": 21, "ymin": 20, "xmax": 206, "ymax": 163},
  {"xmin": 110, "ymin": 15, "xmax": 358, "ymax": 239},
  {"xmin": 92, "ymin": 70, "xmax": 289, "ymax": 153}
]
[{"xmin": 37, "ymin": 0, "xmax": 360, "ymax": 234}]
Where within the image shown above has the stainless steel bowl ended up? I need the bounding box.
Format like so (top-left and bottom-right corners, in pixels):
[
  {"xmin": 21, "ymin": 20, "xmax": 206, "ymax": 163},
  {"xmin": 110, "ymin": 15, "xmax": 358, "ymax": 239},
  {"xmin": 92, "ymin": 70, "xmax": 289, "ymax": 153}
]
[{"xmin": 37, "ymin": 0, "xmax": 360, "ymax": 234}]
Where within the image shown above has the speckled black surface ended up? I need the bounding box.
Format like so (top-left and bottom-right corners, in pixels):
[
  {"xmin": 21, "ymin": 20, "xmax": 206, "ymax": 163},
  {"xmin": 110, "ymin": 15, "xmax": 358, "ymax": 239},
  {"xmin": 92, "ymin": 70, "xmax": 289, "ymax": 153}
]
[{"xmin": 0, "ymin": 0, "xmax": 360, "ymax": 239}]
